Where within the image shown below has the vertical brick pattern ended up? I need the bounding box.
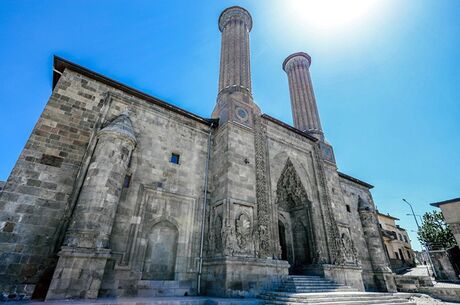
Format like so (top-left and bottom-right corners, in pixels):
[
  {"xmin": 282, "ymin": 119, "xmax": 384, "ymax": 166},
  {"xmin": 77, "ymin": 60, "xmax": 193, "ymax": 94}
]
[
  {"xmin": 218, "ymin": 6, "xmax": 252, "ymax": 95},
  {"xmin": 283, "ymin": 53, "xmax": 323, "ymax": 140}
]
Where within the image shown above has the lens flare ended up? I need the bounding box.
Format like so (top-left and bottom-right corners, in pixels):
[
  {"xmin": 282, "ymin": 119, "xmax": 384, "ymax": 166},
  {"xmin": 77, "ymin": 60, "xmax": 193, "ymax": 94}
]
[{"xmin": 285, "ymin": 0, "xmax": 383, "ymax": 30}]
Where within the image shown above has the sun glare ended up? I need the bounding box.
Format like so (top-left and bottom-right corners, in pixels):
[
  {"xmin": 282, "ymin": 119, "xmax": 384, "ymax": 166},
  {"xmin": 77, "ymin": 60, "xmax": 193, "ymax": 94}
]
[{"xmin": 285, "ymin": 0, "xmax": 383, "ymax": 30}]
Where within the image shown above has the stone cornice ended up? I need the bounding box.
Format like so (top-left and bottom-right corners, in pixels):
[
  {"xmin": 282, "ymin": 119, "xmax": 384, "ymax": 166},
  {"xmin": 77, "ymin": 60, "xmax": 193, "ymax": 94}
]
[
  {"xmin": 283, "ymin": 52, "xmax": 312, "ymax": 72},
  {"xmin": 218, "ymin": 6, "xmax": 253, "ymax": 32}
]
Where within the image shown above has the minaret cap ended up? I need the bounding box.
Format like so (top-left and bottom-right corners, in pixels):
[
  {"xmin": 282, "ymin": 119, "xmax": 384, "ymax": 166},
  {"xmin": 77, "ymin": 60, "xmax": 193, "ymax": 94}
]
[
  {"xmin": 283, "ymin": 52, "xmax": 312, "ymax": 72},
  {"xmin": 218, "ymin": 6, "xmax": 253, "ymax": 32}
]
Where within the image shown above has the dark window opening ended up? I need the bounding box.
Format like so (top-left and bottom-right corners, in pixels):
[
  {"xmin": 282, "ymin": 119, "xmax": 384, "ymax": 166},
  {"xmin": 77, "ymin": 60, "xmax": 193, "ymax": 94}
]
[
  {"xmin": 170, "ymin": 153, "xmax": 180, "ymax": 164},
  {"xmin": 124, "ymin": 174, "xmax": 132, "ymax": 188},
  {"xmin": 346, "ymin": 204, "xmax": 351, "ymax": 213}
]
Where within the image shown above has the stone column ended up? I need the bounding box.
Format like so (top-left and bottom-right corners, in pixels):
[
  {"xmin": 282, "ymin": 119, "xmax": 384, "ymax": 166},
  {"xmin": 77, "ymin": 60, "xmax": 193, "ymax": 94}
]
[
  {"xmin": 358, "ymin": 197, "xmax": 397, "ymax": 292},
  {"xmin": 212, "ymin": 6, "xmax": 260, "ymax": 126},
  {"xmin": 283, "ymin": 52, "xmax": 324, "ymax": 140},
  {"xmin": 46, "ymin": 113, "xmax": 136, "ymax": 300}
]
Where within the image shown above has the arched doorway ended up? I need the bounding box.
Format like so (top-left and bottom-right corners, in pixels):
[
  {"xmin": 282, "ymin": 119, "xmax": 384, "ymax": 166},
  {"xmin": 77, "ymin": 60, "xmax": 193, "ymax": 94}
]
[
  {"xmin": 276, "ymin": 159, "xmax": 316, "ymax": 274},
  {"xmin": 278, "ymin": 220, "xmax": 288, "ymax": 261},
  {"xmin": 142, "ymin": 220, "xmax": 179, "ymax": 280}
]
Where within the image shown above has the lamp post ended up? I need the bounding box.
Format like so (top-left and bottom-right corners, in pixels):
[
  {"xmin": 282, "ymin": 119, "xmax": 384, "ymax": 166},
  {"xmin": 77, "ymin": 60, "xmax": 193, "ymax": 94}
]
[
  {"xmin": 402, "ymin": 198, "xmax": 437, "ymax": 278},
  {"xmin": 406, "ymin": 213, "xmax": 423, "ymax": 223}
]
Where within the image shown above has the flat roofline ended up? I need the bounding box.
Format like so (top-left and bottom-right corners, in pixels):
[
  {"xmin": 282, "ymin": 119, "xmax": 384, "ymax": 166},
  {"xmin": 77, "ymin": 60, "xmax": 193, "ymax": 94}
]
[
  {"xmin": 261, "ymin": 114, "xmax": 318, "ymax": 142},
  {"xmin": 431, "ymin": 197, "xmax": 460, "ymax": 207},
  {"xmin": 337, "ymin": 171, "xmax": 374, "ymax": 189},
  {"xmin": 52, "ymin": 56, "xmax": 217, "ymax": 127},
  {"xmin": 377, "ymin": 212, "xmax": 400, "ymax": 221}
]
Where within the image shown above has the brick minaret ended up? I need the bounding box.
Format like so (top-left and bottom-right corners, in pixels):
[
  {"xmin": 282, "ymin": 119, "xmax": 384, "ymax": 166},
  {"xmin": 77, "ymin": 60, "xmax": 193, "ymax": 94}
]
[
  {"xmin": 212, "ymin": 6, "xmax": 259, "ymax": 126},
  {"xmin": 283, "ymin": 52, "xmax": 324, "ymax": 140}
]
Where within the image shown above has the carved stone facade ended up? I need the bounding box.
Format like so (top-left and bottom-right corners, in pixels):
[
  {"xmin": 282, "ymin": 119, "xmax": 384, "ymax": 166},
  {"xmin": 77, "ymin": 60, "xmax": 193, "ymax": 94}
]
[{"xmin": 0, "ymin": 5, "xmax": 395, "ymax": 301}]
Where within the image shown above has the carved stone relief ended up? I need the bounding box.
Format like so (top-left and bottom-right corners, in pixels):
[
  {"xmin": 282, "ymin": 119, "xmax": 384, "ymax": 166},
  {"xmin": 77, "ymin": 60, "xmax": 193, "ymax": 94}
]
[
  {"xmin": 338, "ymin": 226, "xmax": 360, "ymax": 265},
  {"xmin": 235, "ymin": 213, "xmax": 251, "ymax": 249},
  {"xmin": 253, "ymin": 115, "xmax": 272, "ymax": 258}
]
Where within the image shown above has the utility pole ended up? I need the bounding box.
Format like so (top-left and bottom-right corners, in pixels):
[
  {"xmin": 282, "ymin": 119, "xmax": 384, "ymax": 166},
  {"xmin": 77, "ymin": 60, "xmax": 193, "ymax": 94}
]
[{"xmin": 402, "ymin": 198, "xmax": 437, "ymax": 278}]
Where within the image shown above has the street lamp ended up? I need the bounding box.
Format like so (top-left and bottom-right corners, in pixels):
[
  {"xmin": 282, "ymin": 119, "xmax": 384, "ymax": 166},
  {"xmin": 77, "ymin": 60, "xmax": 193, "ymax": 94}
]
[
  {"xmin": 402, "ymin": 198, "xmax": 437, "ymax": 278},
  {"xmin": 406, "ymin": 213, "xmax": 423, "ymax": 223}
]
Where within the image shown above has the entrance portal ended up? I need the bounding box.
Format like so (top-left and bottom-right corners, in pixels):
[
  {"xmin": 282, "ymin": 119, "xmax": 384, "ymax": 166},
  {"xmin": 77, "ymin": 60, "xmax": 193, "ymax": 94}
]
[{"xmin": 276, "ymin": 159, "xmax": 316, "ymax": 274}]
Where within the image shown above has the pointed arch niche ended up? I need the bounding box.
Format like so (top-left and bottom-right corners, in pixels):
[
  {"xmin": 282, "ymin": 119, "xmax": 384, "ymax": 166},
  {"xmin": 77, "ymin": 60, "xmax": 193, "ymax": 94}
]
[
  {"xmin": 142, "ymin": 220, "xmax": 179, "ymax": 280},
  {"xmin": 276, "ymin": 158, "xmax": 317, "ymax": 274}
]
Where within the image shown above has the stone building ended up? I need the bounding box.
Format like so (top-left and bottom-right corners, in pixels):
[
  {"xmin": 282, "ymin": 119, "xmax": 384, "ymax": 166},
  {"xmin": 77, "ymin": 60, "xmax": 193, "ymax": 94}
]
[
  {"xmin": 431, "ymin": 198, "xmax": 460, "ymax": 247},
  {"xmin": 0, "ymin": 6, "xmax": 396, "ymax": 301},
  {"xmin": 430, "ymin": 198, "xmax": 460, "ymax": 282},
  {"xmin": 377, "ymin": 212, "xmax": 416, "ymax": 272}
]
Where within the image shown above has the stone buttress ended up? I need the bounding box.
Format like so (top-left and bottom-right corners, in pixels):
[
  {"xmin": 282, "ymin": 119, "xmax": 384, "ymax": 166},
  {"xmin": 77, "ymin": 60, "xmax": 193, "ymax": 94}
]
[
  {"xmin": 358, "ymin": 197, "xmax": 397, "ymax": 292},
  {"xmin": 46, "ymin": 113, "xmax": 136, "ymax": 299}
]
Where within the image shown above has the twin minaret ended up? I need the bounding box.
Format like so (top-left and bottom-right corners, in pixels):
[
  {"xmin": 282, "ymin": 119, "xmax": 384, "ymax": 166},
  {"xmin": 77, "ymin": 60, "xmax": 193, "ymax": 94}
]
[{"xmin": 214, "ymin": 6, "xmax": 324, "ymax": 140}]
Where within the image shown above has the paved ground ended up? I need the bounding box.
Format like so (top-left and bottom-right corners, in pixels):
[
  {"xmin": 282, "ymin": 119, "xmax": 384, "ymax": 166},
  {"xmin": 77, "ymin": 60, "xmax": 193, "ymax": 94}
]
[
  {"xmin": 410, "ymin": 295, "xmax": 459, "ymax": 305},
  {"xmin": 5, "ymin": 297, "xmax": 261, "ymax": 305},
  {"xmin": 404, "ymin": 266, "xmax": 434, "ymax": 277}
]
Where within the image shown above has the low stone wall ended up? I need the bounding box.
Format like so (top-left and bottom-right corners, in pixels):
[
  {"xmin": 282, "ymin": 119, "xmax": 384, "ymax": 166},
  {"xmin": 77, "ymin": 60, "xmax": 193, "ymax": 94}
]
[
  {"xmin": 395, "ymin": 275, "xmax": 433, "ymax": 292},
  {"xmin": 395, "ymin": 275, "xmax": 460, "ymax": 303},
  {"xmin": 418, "ymin": 286, "xmax": 460, "ymax": 303}
]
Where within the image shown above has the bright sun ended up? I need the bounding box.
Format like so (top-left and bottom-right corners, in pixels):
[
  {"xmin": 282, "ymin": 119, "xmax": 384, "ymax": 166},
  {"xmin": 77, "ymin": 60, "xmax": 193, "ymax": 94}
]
[{"xmin": 285, "ymin": 0, "xmax": 383, "ymax": 30}]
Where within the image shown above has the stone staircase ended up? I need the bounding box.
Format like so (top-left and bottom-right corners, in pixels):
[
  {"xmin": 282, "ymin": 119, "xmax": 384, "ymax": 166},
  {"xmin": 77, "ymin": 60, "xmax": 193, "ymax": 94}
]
[{"xmin": 261, "ymin": 275, "xmax": 415, "ymax": 305}]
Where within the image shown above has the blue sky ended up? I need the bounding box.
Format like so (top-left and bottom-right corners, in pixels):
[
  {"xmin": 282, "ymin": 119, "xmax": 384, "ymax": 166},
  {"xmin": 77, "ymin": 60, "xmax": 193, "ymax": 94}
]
[{"xmin": 1, "ymin": 0, "xmax": 459, "ymax": 250}]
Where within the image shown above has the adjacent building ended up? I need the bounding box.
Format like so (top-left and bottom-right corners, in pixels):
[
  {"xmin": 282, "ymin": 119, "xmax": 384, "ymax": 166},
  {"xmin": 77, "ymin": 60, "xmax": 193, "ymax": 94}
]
[
  {"xmin": 431, "ymin": 198, "xmax": 460, "ymax": 247},
  {"xmin": 377, "ymin": 212, "xmax": 416, "ymax": 272}
]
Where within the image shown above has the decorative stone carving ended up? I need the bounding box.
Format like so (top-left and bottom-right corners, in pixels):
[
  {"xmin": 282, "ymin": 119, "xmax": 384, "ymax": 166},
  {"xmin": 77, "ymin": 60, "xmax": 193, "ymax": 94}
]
[
  {"xmin": 213, "ymin": 214, "xmax": 223, "ymax": 254},
  {"xmin": 312, "ymin": 144, "xmax": 348, "ymax": 265},
  {"xmin": 276, "ymin": 159, "xmax": 318, "ymax": 265},
  {"xmin": 253, "ymin": 115, "xmax": 272, "ymax": 258},
  {"xmin": 235, "ymin": 213, "xmax": 252, "ymax": 249},
  {"xmin": 340, "ymin": 231, "xmax": 359, "ymax": 265}
]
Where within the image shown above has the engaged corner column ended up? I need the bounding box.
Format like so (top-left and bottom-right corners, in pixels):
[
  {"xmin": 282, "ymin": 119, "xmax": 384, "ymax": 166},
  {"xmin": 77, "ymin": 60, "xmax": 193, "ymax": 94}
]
[
  {"xmin": 46, "ymin": 114, "xmax": 136, "ymax": 300},
  {"xmin": 358, "ymin": 197, "xmax": 397, "ymax": 292}
]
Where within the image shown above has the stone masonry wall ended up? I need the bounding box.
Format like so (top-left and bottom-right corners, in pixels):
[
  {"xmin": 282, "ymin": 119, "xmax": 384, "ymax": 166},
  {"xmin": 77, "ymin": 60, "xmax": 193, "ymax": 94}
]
[
  {"xmin": 0, "ymin": 69, "xmax": 106, "ymax": 300},
  {"xmin": 0, "ymin": 67, "xmax": 212, "ymax": 299},
  {"xmin": 338, "ymin": 177, "xmax": 379, "ymax": 290},
  {"xmin": 99, "ymin": 92, "xmax": 211, "ymax": 297}
]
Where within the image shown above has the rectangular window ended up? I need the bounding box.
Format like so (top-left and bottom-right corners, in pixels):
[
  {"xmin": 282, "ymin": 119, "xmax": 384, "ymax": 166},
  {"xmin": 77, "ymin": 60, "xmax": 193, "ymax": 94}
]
[
  {"xmin": 123, "ymin": 174, "xmax": 131, "ymax": 188},
  {"xmin": 170, "ymin": 153, "xmax": 180, "ymax": 164}
]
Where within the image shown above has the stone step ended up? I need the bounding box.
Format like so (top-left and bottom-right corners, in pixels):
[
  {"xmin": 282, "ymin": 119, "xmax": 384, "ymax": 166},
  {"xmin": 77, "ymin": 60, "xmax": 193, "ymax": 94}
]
[
  {"xmin": 261, "ymin": 292, "xmax": 393, "ymax": 298},
  {"xmin": 282, "ymin": 280, "xmax": 337, "ymax": 284},
  {"xmin": 276, "ymin": 286, "xmax": 358, "ymax": 292},
  {"xmin": 264, "ymin": 301, "xmax": 415, "ymax": 305},
  {"xmin": 263, "ymin": 295, "xmax": 406, "ymax": 303},
  {"xmin": 280, "ymin": 283, "xmax": 344, "ymax": 287},
  {"xmin": 260, "ymin": 292, "xmax": 414, "ymax": 305}
]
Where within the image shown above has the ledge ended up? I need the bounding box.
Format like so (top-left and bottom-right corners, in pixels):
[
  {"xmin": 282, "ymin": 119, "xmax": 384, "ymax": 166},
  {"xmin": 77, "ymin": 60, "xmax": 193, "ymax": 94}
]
[
  {"xmin": 337, "ymin": 171, "xmax": 374, "ymax": 189},
  {"xmin": 261, "ymin": 114, "xmax": 318, "ymax": 142},
  {"xmin": 52, "ymin": 56, "xmax": 218, "ymax": 127}
]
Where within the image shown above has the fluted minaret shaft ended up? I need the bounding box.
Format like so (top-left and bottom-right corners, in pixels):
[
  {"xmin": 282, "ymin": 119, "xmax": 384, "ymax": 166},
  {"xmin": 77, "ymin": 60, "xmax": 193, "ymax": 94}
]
[
  {"xmin": 283, "ymin": 52, "xmax": 323, "ymax": 140},
  {"xmin": 218, "ymin": 6, "xmax": 253, "ymax": 98}
]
